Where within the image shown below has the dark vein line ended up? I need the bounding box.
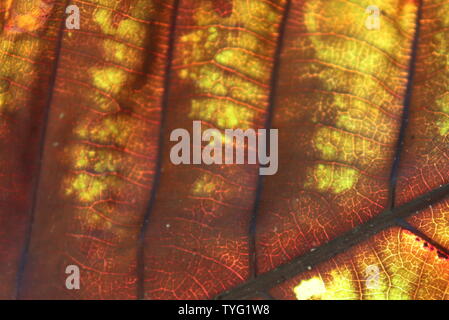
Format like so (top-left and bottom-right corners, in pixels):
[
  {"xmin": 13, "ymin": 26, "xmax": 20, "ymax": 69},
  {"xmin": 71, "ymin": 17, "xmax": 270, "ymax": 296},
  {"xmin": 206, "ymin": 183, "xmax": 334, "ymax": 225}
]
[
  {"xmin": 216, "ymin": 183, "xmax": 449, "ymax": 299},
  {"xmin": 387, "ymin": 0, "xmax": 423, "ymax": 210},
  {"xmin": 136, "ymin": 0, "xmax": 180, "ymax": 300},
  {"xmin": 397, "ymin": 219, "xmax": 449, "ymax": 259},
  {"xmin": 15, "ymin": 1, "xmax": 70, "ymax": 299},
  {"xmin": 248, "ymin": 0, "xmax": 292, "ymax": 280}
]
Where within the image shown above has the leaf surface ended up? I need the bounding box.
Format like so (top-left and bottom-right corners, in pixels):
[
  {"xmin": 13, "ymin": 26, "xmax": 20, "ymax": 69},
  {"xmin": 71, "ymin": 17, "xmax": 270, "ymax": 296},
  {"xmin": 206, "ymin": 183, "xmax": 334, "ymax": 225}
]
[{"xmin": 1, "ymin": 0, "xmax": 449, "ymax": 300}]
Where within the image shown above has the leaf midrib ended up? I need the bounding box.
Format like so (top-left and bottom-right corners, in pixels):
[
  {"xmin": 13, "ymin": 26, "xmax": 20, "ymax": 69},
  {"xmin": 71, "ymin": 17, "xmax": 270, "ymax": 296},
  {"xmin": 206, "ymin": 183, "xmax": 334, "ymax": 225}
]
[{"xmin": 215, "ymin": 183, "xmax": 449, "ymax": 300}]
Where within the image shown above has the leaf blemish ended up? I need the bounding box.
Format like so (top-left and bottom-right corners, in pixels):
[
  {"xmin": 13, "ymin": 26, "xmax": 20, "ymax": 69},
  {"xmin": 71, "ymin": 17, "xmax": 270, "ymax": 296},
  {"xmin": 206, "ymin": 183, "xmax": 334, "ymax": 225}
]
[{"xmin": 3, "ymin": 0, "xmax": 54, "ymax": 34}]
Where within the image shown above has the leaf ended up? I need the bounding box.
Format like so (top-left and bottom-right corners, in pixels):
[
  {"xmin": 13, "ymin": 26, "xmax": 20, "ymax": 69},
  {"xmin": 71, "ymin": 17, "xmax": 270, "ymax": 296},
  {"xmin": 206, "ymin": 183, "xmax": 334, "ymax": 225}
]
[
  {"xmin": 0, "ymin": 0, "xmax": 448, "ymax": 300},
  {"xmin": 1, "ymin": 0, "xmax": 174, "ymax": 299}
]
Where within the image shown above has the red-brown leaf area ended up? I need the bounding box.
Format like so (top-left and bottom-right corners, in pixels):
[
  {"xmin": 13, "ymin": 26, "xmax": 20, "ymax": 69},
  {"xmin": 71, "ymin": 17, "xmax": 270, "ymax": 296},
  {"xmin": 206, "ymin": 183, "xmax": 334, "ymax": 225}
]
[
  {"xmin": 0, "ymin": 0, "xmax": 62, "ymax": 299},
  {"xmin": 143, "ymin": 0, "xmax": 286, "ymax": 299},
  {"xmin": 2, "ymin": 0, "xmax": 173, "ymax": 299},
  {"xmin": 1, "ymin": 0, "xmax": 449, "ymax": 300},
  {"xmin": 256, "ymin": 0, "xmax": 416, "ymax": 273}
]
